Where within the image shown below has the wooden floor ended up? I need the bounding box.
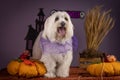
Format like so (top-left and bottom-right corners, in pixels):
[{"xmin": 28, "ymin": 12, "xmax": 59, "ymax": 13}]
[{"xmin": 1, "ymin": 67, "xmax": 120, "ymax": 80}]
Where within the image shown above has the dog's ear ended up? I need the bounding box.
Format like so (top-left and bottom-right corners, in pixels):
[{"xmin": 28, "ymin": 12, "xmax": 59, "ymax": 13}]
[
  {"xmin": 42, "ymin": 17, "xmax": 49, "ymax": 39},
  {"xmin": 50, "ymin": 9, "xmax": 58, "ymax": 15}
]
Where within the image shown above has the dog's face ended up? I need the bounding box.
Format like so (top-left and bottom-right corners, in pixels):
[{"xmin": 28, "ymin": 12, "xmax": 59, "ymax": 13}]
[{"xmin": 42, "ymin": 11, "xmax": 74, "ymax": 44}]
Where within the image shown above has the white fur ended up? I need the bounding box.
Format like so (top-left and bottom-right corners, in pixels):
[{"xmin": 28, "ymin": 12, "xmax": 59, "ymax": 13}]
[{"xmin": 32, "ymin": 11, "xmax": 74, "ymax": 78}]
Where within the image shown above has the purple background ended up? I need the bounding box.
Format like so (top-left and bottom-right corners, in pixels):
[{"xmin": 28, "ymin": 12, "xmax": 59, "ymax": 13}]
[{"xmin": 0, "ymin": 0, "xmax": 120, "ymax": 69}]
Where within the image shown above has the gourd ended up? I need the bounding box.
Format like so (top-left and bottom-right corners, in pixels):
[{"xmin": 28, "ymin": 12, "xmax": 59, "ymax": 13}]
[
  {"xmin": 87, "ymin": 62, "xmax": 120, "ymax": 76},
  {"xmin": 7, "ymin": 59, "xmax": 47, "ymax": 78}
]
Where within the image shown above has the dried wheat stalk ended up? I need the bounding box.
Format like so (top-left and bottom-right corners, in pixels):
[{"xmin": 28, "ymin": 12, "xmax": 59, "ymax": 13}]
[{"xmin": 84, "ymin": 6, "xmax": 115, "ymax": 51}]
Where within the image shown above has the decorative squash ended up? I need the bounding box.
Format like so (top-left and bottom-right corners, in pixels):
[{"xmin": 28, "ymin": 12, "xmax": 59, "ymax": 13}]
[
  {"xmin": 7, "ymin": 50, "xmax": 46, "ymax": 78},
  {"xmin": 87, "ymin": 62, "xmax": 120, "ymax": 76},
  {"xmin": 7, "ymin": 59, "xmax": 47, "ymax": 78},
  {"xmin": 107, "ymin": 55, "xmax": 116, "ymax": 62},
  {"xmin": 102, "ymin": 53, "xmax": 117, "ymax": 62}
]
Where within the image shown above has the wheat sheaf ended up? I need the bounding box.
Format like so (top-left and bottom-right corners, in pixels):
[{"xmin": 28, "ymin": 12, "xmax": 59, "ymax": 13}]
[{"xmin": 84, "ymin": 6, "xmax": 115, "ymax": 51}]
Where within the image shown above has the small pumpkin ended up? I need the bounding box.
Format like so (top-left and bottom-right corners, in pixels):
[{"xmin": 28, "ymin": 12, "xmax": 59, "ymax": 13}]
[
  {"xmin": 106, "ymin": 55, "xmax": 116, "ymax": 62},
  {"xmin": 7, "ymin": 59, "xmax": 46, "ymax": 78},
  {"xmin": 102, "ymin": 53, "xmax": 116, "ymax": 62},
  {"xmin": 87, "ymin": 62, "xmax": 120, "ymax": 76}
]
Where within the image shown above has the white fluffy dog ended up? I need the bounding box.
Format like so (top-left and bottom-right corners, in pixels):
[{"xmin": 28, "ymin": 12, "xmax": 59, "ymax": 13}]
[{"xmin": 32, "ymin": 11, "xmax": 74, "ymax": 78}]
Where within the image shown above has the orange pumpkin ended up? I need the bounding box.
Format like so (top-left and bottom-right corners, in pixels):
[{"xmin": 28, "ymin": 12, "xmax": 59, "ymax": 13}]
[
  {"xmin": 7, "ymin": 59, "xmax": 46, "ymax": 78},
  {"xmin": 107, "ymin": 55, "xmax": 116, "ymax": 62},
  {"xmin": 87, "ymin": 62, "xmax": 120, "ymax": 76}
]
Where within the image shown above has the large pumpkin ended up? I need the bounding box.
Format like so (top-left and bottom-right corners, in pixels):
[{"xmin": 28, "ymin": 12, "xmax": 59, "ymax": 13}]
[
  {"xmin": 87, "ymin": 62, "xmax": 120, "ymax": 76},
  {"xmin": 7, "ymin": 59, "xmax": 47, "ymax": 78}
]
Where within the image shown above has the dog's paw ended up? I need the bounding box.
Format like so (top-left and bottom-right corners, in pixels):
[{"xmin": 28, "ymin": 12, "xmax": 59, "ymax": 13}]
[
  {"xmin": 56, "ymin": 71, "xmax": 69, "ymax": 78},
  {"xmin": 44, "ymin": 72, "xmax": 56, "ymax": 78}
]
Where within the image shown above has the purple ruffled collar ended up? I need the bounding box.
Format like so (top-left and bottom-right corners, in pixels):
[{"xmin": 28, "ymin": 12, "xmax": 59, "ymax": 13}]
[{"xmin": 40, "ymin": 37, "xmax": 73, "ymax": 54}]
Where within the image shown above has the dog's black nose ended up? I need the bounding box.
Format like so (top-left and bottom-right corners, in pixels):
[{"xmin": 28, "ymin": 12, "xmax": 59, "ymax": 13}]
[{"xmin": 61, "ymin": 22, "xmax": 65, "ymax": 26}]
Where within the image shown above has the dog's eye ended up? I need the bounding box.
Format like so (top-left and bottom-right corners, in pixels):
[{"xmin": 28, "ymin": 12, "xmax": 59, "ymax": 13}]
[
  {"xmin": 55, "ymin": 17, "xmax": 59, "ymax": 21},
  {"xmin": 65, "ymin": 17, "xmax": 68, "ymax": 21}
]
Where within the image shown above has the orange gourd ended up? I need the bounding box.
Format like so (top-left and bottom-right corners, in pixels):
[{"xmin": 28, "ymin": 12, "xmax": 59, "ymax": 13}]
[
  {"xmin": 87, "ymin": 62, "xmax": 120, "ymax": 76},
  {"xmin": 7, "ymin": 59, "xmax": 46, "ymax": 78}
]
